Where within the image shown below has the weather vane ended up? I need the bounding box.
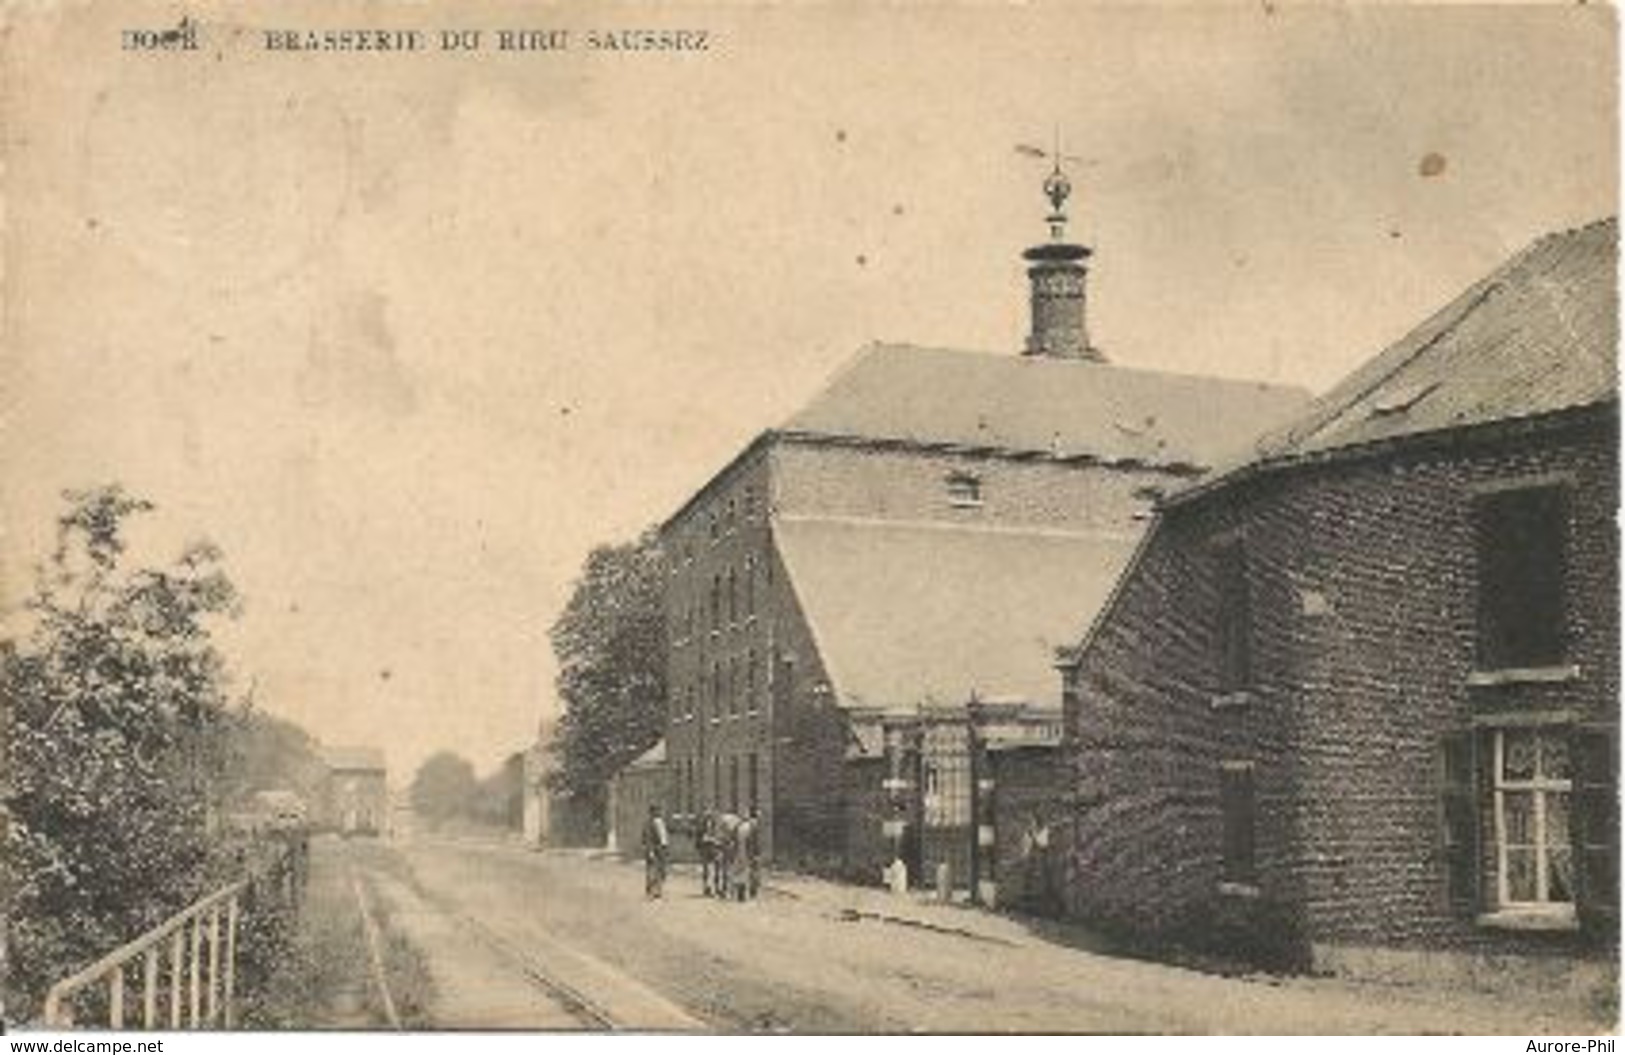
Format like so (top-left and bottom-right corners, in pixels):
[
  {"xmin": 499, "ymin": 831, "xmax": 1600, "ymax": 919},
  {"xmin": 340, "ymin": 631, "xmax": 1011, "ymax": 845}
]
[{"xmin": 1015, "ymin": 128, "xmax": 1092, "ymax": 239}]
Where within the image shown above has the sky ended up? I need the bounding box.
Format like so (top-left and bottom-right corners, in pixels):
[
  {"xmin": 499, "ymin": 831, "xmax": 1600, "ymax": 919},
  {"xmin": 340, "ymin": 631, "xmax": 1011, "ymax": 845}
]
[{"xmin": 2, "ymin": 2, "xmax": 1616, "ymax": 783}]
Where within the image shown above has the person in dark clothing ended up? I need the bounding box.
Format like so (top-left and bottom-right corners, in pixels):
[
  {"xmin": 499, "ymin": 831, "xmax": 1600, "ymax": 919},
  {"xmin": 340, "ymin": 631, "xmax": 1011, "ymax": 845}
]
[{"xmin": 642, "ymin": 804, "xmax": 670, "ymax": 899}]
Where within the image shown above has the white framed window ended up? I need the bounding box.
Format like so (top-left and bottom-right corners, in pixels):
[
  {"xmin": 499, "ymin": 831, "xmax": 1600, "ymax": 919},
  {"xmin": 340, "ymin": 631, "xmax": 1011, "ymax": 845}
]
[
  {"xmin": 946, "ymin": 473, "xmax": 983, "ymax": 508},
  {"xmin": 1493, "ymin": 727, "xmax": 1574, "ymax": 911}
]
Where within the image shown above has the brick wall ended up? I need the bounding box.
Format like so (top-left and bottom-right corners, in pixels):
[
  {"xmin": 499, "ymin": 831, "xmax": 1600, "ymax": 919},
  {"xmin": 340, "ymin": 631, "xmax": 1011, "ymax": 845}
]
[
  {"xmin": 1065, "ymin": 412, "xmax": 1618, "ymax": 969},
  {"xmin": 773, "ymin": 441, "xmax": 1173, "ymax": 532},
  {"xmin": 662, "ymin": 450, "xmax": 779, "ymax": 857},
  {"xmin": 841, "ymin": 756, "xmax": 893, "ymax": 884},
  {"xmin": 991, "ymin": 746, "xmax": 1070, "ymax": 916}
]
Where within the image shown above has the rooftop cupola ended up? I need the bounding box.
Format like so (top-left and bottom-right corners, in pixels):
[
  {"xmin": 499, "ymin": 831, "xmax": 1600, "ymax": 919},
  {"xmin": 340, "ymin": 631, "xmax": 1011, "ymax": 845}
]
[{"xmin": 1022, "ymin": 158, "xmax": 1103, "ymax": 362}]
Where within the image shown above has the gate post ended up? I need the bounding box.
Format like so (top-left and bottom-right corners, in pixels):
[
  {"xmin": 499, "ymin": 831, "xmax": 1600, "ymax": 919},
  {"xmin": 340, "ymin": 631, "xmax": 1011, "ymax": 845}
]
[{"xmin": 880, "ymin": 713, "xmax": 920, "ymax": 891}]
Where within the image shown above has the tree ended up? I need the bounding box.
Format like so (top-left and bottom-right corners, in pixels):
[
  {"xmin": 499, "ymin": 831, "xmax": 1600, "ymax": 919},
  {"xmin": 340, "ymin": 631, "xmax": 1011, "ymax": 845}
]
[
  {"xmin": 224, "ymin": 708, "xmax": 327, "ymax": 811},
  {"xmin": 469, "ymin": 752, "xmax": 525, "ymax": 831},
  {"xmin": 409, "ymin": 751, "xmax": 478, "ymax": 828},
  {"xmin": 1, "ymin": 485, "xmax": 242, "ymax": 1018},
  {"xmin": 547, "ymin": 530, "xmax": 666, "ymax": 819}
]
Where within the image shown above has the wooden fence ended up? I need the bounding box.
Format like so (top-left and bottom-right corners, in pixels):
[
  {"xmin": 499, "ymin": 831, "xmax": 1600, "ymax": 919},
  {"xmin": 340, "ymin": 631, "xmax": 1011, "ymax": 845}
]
[{"xmin": 42, "ymin": 843, "xmax": 303, "ymax": 1029}]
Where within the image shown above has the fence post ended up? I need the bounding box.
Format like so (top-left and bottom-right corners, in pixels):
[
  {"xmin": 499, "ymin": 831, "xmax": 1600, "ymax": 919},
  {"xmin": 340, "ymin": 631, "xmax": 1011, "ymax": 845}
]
[
  {"xmin": 142, "ymin": 946, "xmax": 159, "ymax": 1028},
  {"xmin": 108, "ymin": 965, "xmax": 125, "ymax": 1029},
  {"xmin": 170, "ymin": 929, "xmax": 184, "ymax": 1028},
  {"xmin": 189, "ymin": 915, "xmax": 202, "ymax": 1027},
  {"xmin": 224, "ymin": 895, "xmax": 240, "ymax": 1028},
  {"xmin": 207, "ymin": 906, "xmax": 221, "ymax": 1024}
]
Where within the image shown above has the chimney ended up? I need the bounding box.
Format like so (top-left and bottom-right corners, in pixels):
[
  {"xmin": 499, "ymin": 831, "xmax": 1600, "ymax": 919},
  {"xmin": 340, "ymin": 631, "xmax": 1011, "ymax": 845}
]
[{"xmin": 1022, "ymin": 165, "xmax": 1104, "ymax": 362}]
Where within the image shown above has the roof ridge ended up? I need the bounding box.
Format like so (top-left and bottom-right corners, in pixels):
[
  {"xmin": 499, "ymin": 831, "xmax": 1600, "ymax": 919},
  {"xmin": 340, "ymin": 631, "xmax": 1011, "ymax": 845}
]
[
  {"xmin": 775, "ymin": 512, "xmax": 1142, "ymax": 543},
  {"xmin": 858, "ymin": 340, "xmax": 1309, "ymax": 391}
]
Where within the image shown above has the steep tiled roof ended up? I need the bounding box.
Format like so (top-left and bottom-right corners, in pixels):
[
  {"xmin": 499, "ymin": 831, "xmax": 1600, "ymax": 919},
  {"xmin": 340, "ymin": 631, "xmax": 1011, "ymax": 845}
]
[
  {"xmin": 1176, "ymin": 218, "xmax": 1618, "ymax": 503},
  {"xmin": 783, "ymin": 343, "xmax": 1310, "ymax": 469},
  {"xmin": 323, "ymin": 745, "xmax": 386, "ymax": 773},
  {"xmin": 774, "ymin": 516, "xmax": 1140, "ymax": 711}
]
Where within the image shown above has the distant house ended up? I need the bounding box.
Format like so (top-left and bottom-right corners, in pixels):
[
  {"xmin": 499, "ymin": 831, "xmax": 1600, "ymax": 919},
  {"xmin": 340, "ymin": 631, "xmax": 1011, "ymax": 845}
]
[
  {"xmin": 608, "ymin": 740, "xmax": 668, "ymax": 856},
  {"xmin": 656, "ymin": 170, "xmax": 1310, "ymax": 889},
  {"xmin": 519, "ymin": 718, "xmax": 604, "ymax": 848},
  {"xmin": 320, "ymin": 746, "xmax": 388, "ymax": 836},
  {"xmin": 1060, "ymin": 219, "xmax": 1619, "ymax": 982},
  {"xmin": 521, "ymin": 738, "xmax": 553, "ymax": 848}
]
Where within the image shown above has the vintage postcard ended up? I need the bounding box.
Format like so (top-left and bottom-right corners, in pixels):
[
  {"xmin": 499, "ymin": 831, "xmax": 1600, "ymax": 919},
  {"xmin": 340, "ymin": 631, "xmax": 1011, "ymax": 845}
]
[{"xmin": 0, "ymin": 0, "xmax": 1618, "ymax": 1038}]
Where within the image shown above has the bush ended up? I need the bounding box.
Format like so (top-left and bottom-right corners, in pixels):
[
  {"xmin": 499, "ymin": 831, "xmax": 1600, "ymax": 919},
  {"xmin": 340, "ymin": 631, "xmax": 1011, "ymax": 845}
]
[{"xmin": 1, "ymin": 486, "xmax": 244, "ymax": 1020}]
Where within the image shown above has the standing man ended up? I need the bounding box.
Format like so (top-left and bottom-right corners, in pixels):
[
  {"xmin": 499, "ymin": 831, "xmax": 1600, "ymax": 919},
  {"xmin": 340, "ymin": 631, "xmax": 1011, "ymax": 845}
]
[{"xmin": 643, "ymin": 803, "xmax": 670, "ymax": 899}]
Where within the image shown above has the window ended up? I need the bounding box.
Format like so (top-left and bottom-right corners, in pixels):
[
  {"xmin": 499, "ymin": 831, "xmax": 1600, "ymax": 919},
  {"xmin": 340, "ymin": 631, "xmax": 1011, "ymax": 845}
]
[
  {"xmin": 748, "ymin": 753, "xmax": 760, "ymax": 813},
  {"xmin": 727, "ymin": 568, "xmax": 738, "ymax": 625},
  {"xmin": 709, "ymin": 511, "xmax": 719, "ymax": 542},
  {"xmin": 744, "ymin": 485, "xmax": 757, "ymax": 520},
  {"xmin": 1440, "ymin": 726, "xmax": 1616, "ymax": 927},
  {"xmin": 774, "ymin": 653, "xmax": 794, "ymax": 708},
  {"xmin": 1220, "ymin": 762, "xmax": 1257, "ymax": 888},
  {"xmin": 1216, "ymin": 540, "xmax": 1252, "ymax": 694},
  {"xmin": 713, "ymin": 756, "xmax": 722, "ymax": 808},
  {"xmin": 745, "ymin": 556, "xmax": 756, "ymax": 616},
  {"xmin": 1493, "ymin": 728, "xmax": 1573, "ymax": 909},
  {"xmin": 728, "ymin": 657, "xmax": 739, "ymax": 716},
  {"xmin": 946, "ymin": 473, "xmax": 983, "ymax": 508},
  {"xmin": 709, "ymin": 574, "xmax": 721, "ymax": 631},
  {"xmin": 730, "ymin": 755, "xmax": 740, "ymax": 813},
  {"xmin": 746, "ymin": 649, "xmax": 758, "ymax": 713},
  {"xmin": 1475, "ymin": 486, "xmax": 1568, "ymax": 670}
]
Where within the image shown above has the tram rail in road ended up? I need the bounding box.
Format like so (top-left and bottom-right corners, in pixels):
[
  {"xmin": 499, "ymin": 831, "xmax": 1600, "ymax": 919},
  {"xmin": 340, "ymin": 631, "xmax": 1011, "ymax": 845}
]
[{"xmin": 352, "ymin": 858, "xmax": 706, "ymax": 1031}]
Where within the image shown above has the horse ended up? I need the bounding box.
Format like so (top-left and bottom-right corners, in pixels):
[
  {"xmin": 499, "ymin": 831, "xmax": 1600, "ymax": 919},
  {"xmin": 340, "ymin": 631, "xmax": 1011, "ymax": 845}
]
[
  {"xmin": 699, "ymin": 810, "xmax": 762, "ymax": 901},
  {"xmin": 729, "ymin": 813, "xmax": 761, "ymax": 901}
]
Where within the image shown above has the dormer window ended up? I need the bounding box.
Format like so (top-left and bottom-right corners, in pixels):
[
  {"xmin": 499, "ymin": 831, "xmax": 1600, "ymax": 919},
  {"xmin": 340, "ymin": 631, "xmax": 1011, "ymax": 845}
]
[
  {"xmin": 1371, "ymin": 380, "xmax": 1440, "ymax": 417},
  {"xmin": 946, "ymin": 473, "xmax": 983, "ymax": 508}
]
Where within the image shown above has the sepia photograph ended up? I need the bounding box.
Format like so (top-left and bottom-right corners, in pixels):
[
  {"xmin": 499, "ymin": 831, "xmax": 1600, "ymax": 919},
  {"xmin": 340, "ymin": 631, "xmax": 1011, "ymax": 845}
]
[{"xmin": 0, "ymin": 0, "xmax": 1618, "ymax": 1038}]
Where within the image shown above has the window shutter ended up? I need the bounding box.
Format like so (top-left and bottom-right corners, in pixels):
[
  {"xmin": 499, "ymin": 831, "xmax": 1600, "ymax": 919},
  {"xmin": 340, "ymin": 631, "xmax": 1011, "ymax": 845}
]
[
  {"xmin": 1571, "ymin": 724, "xmax": 1618, "ymax": 932},
  {"xmin": 1438, "ymin": 731, "xmax": 1481, "ymax": 915}
]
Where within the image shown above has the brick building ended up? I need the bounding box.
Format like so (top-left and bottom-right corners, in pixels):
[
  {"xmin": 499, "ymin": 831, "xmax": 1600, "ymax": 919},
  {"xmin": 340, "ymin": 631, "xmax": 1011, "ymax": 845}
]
[
  {"xmin": 319, "ymin": 745, "xmax": 388, "ymax": 836},
  {"xmin": 1059, "ymin": 218, "xmax": 1619, "ymax": 982},
  {"xmin": 656, "ymin": 169, "xmax": 1308, "ymax": 883}
]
